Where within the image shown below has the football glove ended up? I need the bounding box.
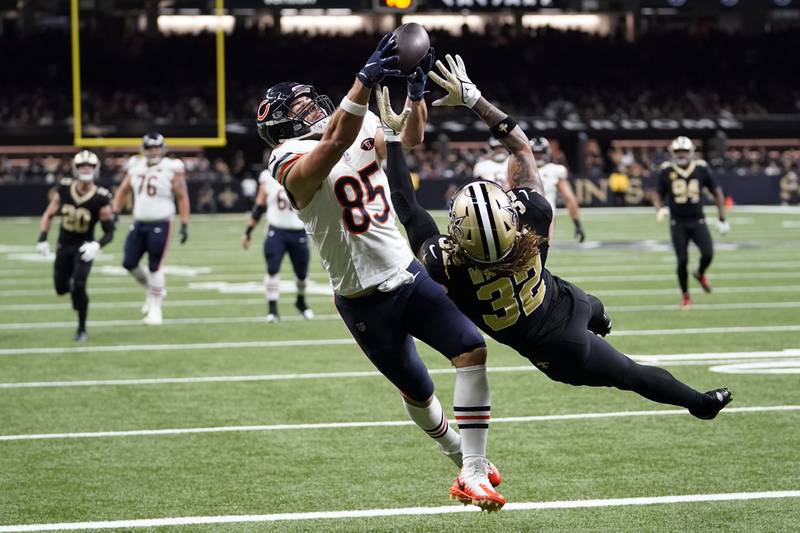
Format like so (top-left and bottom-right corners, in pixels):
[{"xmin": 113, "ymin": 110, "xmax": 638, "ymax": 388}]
[
  {"xmin": 35, "ymin": 240, "xmax": 50, "ymax": 256},
  {"xmin": 357, "ymin": 33, "xmax": 401, "ymax": 88},
  {"xmin": 180, "ymin": 223, "xmax": 189, "ymax": 244},
  {"xmin": 656, "ymin": 207, "xmax": 669, "ymax": 223},
  {"xmin": 79, "ymin": 241, "xmax": 100, "ymax": 262},
  {"xmin": 375, "ymin": 85, "xmax": 411, "ymax": 143},
  {"xmin": 717, "ymin": 219, "xmax": 730, "ymax": 235},
  {"xmin": 407, "ymin": 48, "xmax": 435, "ymax": 102},
  {"xmin": 574, "ymin": 219, "xmax": 586, "ymax": 243},
  {"xmin": 428, "ymin": 53, "xmax": 482, "ymax": 108}
]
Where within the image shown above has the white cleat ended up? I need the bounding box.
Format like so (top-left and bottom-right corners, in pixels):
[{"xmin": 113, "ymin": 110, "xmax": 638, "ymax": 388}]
[
  {"xmin": 141, "ymin": 299, "xmax": 150, "ymax": 315},
  {"xmin": 450, "ymin": 458, "xmax": 506, "ymax": 512},
  {"xmin": 301, "ymin": 309, "xmax": 315, "ymax": 320},
  {"xmin": 266, "ymin": 313, "xmax": 280, "ymax": 323},
  {"xmin": 143, "ymin": 308, "xmax": 163, "ymax": 326}
]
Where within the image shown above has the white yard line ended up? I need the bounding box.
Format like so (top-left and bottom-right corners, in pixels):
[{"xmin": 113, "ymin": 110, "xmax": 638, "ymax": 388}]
[
  {"xmin": 0, "ymin": 405, "xmax": 796, "ymax": 443},
  {"xmin": 0, "ymin": 350, "xmax": 797, "ymax": 389},
  {"xmin": 2, "ymin": 327, "xmax": 800, "ymax": 357},
  {"xmin": 1, "ymin": 490, "xmax": 798, "ymax": 531}
]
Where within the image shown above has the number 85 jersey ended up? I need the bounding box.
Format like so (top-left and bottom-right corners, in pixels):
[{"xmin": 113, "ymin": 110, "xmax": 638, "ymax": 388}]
[
  {"xmin": 421, "ymin": 187, "xmax": 557, "ymax": 350},
  {"xmin": 268, "ymin": 111, "xmax": 413, "ymax": 297}
]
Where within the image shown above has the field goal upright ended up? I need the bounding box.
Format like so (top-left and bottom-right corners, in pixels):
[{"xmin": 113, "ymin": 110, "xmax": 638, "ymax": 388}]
[{"xmin": 70, "ymin": 0, "xmax": 227, "ymax": 148}]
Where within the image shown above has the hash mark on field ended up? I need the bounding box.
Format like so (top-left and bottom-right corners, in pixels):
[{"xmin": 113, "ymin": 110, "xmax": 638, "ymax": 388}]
[
  {"xmin": 1, "ymin": 491, "xmax": 799, "ymax": 531},
  {"xmin": 0, "ymin": 405, "xmax": 796, "ymax": 442},
  {"xmin": 0, "ymin": 350, "xmax": 797, "ymax": 389}
]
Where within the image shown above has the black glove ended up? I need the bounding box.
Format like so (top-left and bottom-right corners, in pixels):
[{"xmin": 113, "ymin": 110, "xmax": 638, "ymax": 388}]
[
  {"xmin": 180, "ymin": 223, "xmax": 188, "ymax": 244},
  {"xmin": 357, "ymin": 32, "xmax": 401, "ymax": 88},
  {"xmin": 573, "ymin": 219, "xmax": 585, "ymax": 243},
  {"xmin": 407, "ymin": 47, "xmax": 435, "ymax": 102}
]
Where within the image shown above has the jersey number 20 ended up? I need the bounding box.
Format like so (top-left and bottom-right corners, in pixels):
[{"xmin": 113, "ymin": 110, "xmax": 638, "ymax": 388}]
[{"xmin": 334, "ymin": 161, "xmax": 389, "ymax": 233}]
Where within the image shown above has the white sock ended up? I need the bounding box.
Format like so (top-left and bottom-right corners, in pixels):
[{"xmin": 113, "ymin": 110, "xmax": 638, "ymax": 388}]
[
  {"xmin": 148, "ymin": 270, "xmax": 165, "ymax": 309},
  {"xmin": 454, "ymin": 364, "xmax": 490, "ymax": 465},
  {"xmin": 403, "ymin": 395, "xmax": 461, "ymax": 464},
  {"xmin": 129, "ymin": 266, "xmax": 149, "ymax": 287},
  {"xmin": 264, "ymin": 274, "xmax": 279, "ymax": 303}
]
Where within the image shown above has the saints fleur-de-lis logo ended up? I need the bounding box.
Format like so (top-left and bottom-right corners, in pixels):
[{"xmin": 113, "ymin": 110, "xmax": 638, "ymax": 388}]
[{"xmin": 450, "ymin": 212, "xmax": 466, "ymax": 238}]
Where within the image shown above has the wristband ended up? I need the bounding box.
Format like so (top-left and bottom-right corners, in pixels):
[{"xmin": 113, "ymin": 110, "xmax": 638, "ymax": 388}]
[
  {"xmin": 38, "ymin": 231, "xmax": 47, "ymax": 242},
  {"xmin": 340, "ymin": 97, "xmax": 368, "ymax": 117},
  {"xmin": 490, "ymin": 116, "xmax": 517, "ymax": 139},
  {"xmin": 719, "ymin": 217, "xmax": 726, "ymax": 222}
]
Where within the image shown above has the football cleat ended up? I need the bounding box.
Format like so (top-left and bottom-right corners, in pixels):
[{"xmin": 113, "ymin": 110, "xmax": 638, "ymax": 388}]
[
  {"xmin": 439, "ymin": 448, "xmax": 502, "ymax": 487},
  {"xmin": 589, "ymin": 313, "xmax": 612, "ymax": 337},
  {"xmin": 681, "ymin": 293, "xmax": 691, "ymax": 309},
  {"xmin": 266, "ymin": 313, "xmax": 280, "ymax": 323},
  {"xmin": 141, "ymin": 299, "xmax": 150, "ymax": 315},
  {"xmin": 301, "ymin": 309, "xmax": 315, "ymax": 320},
  {"xmin": 449, "ymin": 459, "xmax": 506, "ymax": 512},
  {"xmin": 73, "ymin": 330, "xmax": 88, "ymax": 342},
  {"xmin": 690, "ymin": 388, "xmax": 733, "ymax": 420},
  {"xmin": 693, "ymin": 271, "xmax": 712, "ymax": 293},
  {"xmin": 144, "ymin": 308, "xmax": 163, "ymax": 326},
  {"xmin": 295, "ymin": 298, "xmax": 314, "ymax": 319}
]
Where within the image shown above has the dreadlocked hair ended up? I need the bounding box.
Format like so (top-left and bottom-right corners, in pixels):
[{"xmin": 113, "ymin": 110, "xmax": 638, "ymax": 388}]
[{"xmin": 449, "ymin": 228, "xmax": 548, "ymax": 277}]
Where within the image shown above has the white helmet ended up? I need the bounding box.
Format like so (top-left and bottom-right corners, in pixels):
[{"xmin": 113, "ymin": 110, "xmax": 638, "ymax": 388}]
[
  {"xmin": 669, "ymin": 136, "xmax": 695, "ymax": 167},
  {"xmin": 530, "ymin": 137, "xmax": 552, "ymax": 167},
  {"xmin": 72, "ymin": 150, "xmax": 100, "ymax": 182}
]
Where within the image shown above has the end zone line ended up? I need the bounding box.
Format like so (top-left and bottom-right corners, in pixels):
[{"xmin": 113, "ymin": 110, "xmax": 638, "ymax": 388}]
[
  {"xmin": 0, "ymin": 405, "xmax": 796, "ymax": 442},
  {"xmin": 1, "ymin": 491, "xmax": 798, "ymax": 531}
]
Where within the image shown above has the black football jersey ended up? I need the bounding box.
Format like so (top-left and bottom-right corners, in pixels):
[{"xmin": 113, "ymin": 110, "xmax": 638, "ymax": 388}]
[
  {"xmin": 56, "ymin": 179, "xmax": 112, "ymax": 247},
  {"xmin": 421, "ymin": 187, "xmax": 556, "ymax": 351},
  {"xmin": 657, "ymin": 160, "xmax": 718, "ymax": 220}
]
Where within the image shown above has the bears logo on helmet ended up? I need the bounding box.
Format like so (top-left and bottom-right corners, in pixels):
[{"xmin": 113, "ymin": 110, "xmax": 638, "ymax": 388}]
[{"xmin": 256, "ymin": 82, "xmax": 335, "ymax": 148}]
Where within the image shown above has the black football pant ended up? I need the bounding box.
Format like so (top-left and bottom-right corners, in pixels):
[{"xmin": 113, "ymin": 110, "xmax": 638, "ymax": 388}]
[
  {"xmin": 670, "ymin": 218, "xmax": 714, "ymax": 294},
  {"xmin": 526, "ymin": 282, "xmax": 706, "ymax": 411},
  {"xmin": 54, "ymin": 245, "xmax": 93, "ymax": 331}
]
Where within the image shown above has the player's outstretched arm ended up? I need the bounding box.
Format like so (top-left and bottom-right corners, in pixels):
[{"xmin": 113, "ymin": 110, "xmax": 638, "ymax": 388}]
[
  {"xmin": 428, "ymin": 53, "xmax": 543, "ymax": 195},
  {"xmin": 36, "ymin": 193, "xmax": 60, "ymax": 255},
  {"xmin": 376, "ymin": 86, "xmax": 440, "ymax": 256},
  {"xmin": 112, "ymin": 174, "xmax": 132, "ymax": 216},
  {"xmin": 243, "ymin": 183, "xmax": 267, "ymax": 250},
  {"xmin": 557, "ymin": 179, "xmax": 585, "ymax": 242},
  {"xmin": 284, "ymin": 33, "xmax": 401, "ymax": 209},
  {"xmin": 172, "ymin": 171, "xmax": 190, "ymax": 244}
]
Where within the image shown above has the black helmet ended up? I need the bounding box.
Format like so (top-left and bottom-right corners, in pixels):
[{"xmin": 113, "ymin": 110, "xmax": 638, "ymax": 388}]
[{"xmin": 256, "ymin": 82, "xmax": 335, "ymax": 148}]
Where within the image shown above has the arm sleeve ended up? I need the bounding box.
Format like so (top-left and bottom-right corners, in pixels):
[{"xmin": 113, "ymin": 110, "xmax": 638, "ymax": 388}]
[
  {"xmin": 657, "ymin": 169, "xmax": 669, "ymax": 199},
  {"xmin": 386, "ymin": 141, "xmax": 440, "ymax": 256},
  {"xmin": 98, "ymin": 218, "xmax": 115, "ymax": 247}
]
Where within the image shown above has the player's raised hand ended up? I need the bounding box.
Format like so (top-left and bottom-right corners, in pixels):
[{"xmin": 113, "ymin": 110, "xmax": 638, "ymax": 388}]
[
  {"xmin": 407, "ymin": 47, "xmax": 435, "ymax": 102},
  {"xmin": 357, "ymin": 33, "xmax": 401, "ymax": 88},
  {"xmin": 716, "ymin": 218, "xmax": 730, "ymax": 235},
  {"xmin": 428, "ymin": 53, "xmax": 482, "ymax": 108},
  {"xmin": 375, "ymin": 85, "xmax": 411, "ymax": 142}
]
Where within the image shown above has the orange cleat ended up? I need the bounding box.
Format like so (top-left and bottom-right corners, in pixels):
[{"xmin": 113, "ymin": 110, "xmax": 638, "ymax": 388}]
[
  {"xmin": 681, "ymin": 293, "xmax": 691, "ymax": 309},
  {"xmin": 450, "ymin": 460, "xmax": 506, "ymax": 512},
  {"xmin": 693, "ymin": 271, "xmax": 712, "ymax": 293},
  {"xmin": 487, "ymin": 461, "xmax": 502, "ymax": 488}
]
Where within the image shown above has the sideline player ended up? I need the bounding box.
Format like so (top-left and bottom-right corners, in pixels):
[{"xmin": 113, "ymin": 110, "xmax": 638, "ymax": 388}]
[
  {"xmin": 653, "ymin": 136, "xmax": 729, "ymax": 308},
  {"xmin": 473, "ymin": 138, "xmax": 510, "ymax": 189},
  {"xmin": 529, "ymin": 137, "xmax": 585, "ymax": 242},
  {"xmin": 242, "ymin": 168, "xmax": 313, "ymax": 322},
  {"xmin": 380, "ymin": 54, "xmax": 732, "ymax": 424},
  {"xmin": 36, "ymin": 150, "xmax": 115, "ymax": 340},
  {"xmin": 256, "ymin": 36, "xmax": 504, "ymax": 510},
  {"xmin": 112, "ymin": 133, "xmax": 190, "ymax": 325}
]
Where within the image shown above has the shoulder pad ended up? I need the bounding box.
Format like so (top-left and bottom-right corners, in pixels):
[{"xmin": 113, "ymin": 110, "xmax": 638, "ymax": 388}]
[
  {"xmin": 659, "ymin": 161, "xmax": 672, "ymax": 170},
  {"xmin": 695, "ymin": 159, "xmax": 708, "ymax": 167},
  {"xmin": 97, "ymin": 186, "xmax": 112, "ymax": 197},
  {"xmin": 60, "ymin": 178, "xmax": 73, "ymax": 186}
]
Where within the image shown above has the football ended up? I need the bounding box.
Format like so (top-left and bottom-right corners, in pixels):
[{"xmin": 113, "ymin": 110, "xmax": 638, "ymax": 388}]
[{"xmin": 393, "ymin": 22, "xmax": 430, "ymax": 75}]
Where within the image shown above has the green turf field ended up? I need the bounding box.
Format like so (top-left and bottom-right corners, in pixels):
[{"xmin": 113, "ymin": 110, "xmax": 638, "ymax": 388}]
[{"xmin": 0, "ymin": 207, "xmax": 798, "ymax": 532}]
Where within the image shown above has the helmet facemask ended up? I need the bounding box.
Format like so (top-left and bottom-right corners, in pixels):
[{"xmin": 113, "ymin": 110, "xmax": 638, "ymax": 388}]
[
  {"xmin": 72, "ymin": 150, "xmax": 100, "ymax": 182},
  {"xmin": 669, "ymin": 136, "xmax": 695, "ymax": 168},
  {"xmin": 257, "ymin": 83, "xmax": 335, "ymax": 148}
]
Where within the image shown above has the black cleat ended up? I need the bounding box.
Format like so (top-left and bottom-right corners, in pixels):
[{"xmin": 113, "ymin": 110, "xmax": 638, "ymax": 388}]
[
  {"xmin": 693, "ymin": 271, "xmax": 712, "ymax": 293},
  {"xmin": 74, "ymin": 330, "xmax": 89, "ymax": 342},
  {"xmin": 690, "ymin": 388, "xmax": 733, "ymax": 420},
  {"xmin": 589, "ymin": 313, "xmax": 612, "ymax": 337}
]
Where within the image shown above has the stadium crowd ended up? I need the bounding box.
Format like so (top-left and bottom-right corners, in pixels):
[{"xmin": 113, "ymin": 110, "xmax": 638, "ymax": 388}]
[{"xmin": 2, "ymin": 25, "xmax": 800, "ymax": 127}]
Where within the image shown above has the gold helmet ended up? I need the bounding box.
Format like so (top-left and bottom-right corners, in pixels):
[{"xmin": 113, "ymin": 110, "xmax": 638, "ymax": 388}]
[
  {"xmin": 668, "ymin": 136, "xmax": 695, "ymax": 167},
  {"xmin": 448, "ymin": 180, "xmax": 518, "ymax": 263},
  {"xmin": 72, "ymin": 150, "xmax": 100, "ymax": 182}
]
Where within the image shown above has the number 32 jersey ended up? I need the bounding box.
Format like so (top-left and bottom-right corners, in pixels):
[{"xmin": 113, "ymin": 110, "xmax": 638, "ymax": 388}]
[
  {"xmin": 126, "ymin": 155, "xmax": 185, "ymax": 222},
  {"xmin": 268, "ymin": 111, "xmax": 413, "ymax": 296},
  {"xmin": 421, "ymin": 187, "xmax": 556, "ymax": 351}
]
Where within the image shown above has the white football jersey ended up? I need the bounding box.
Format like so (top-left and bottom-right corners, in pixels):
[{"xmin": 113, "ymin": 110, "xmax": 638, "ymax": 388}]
[
  {"xmin": 538, "ymin": 162, "xmax": 568, "ymax": 210},
  {"xmin": 268, "ymin": 111, "xmax": 413, "ymax": 297},
  {"xmin": 473, "ymin": 156, "xmax": 509, "ymax": 190},
  {"xmin": 259, "ymin": 170, "xmax": 304, "ymax": 231},
  {"xmin": 126, "ymin": 155, "xmax": 185, "ymax": 222}
]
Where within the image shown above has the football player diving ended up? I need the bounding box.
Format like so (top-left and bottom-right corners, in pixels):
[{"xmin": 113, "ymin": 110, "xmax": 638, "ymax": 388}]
[
  {"xmin": 377, "ymin": 53, "xmax": 732, "ymax": 423},
  {"xmin": 256, "ymin": 36, "xmax": 504, "ymax": 510},
  {"xmin": 653, "ymin": 136, "xmax": 729, "ymax": 308},
  {"xmin": 36, "ymin": 150, "xmax": 115, "ymax": 341}
]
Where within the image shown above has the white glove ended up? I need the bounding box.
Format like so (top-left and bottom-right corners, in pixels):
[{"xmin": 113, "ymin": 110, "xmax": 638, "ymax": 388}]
[
  {"xmin": 79, "ymin": 241, "xmax": 100, "ymax": 262},
  {"xmin": 35, "ymin": 240, "xmax": 50, "ymax": 256},
  {"xmin": 375, "ymin": 85, "xmax": 411, "ymax": 143},
  {"xmin": 656, "ymin": 207, "xmax": 669, "ymax": 223},
  {"xmin": 427, "ymin": 54, "xmax": 482, "ymax": 108},
  {"xmin": 717, "ymin": 219, "xmax": 730, "ymax": 235}
]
